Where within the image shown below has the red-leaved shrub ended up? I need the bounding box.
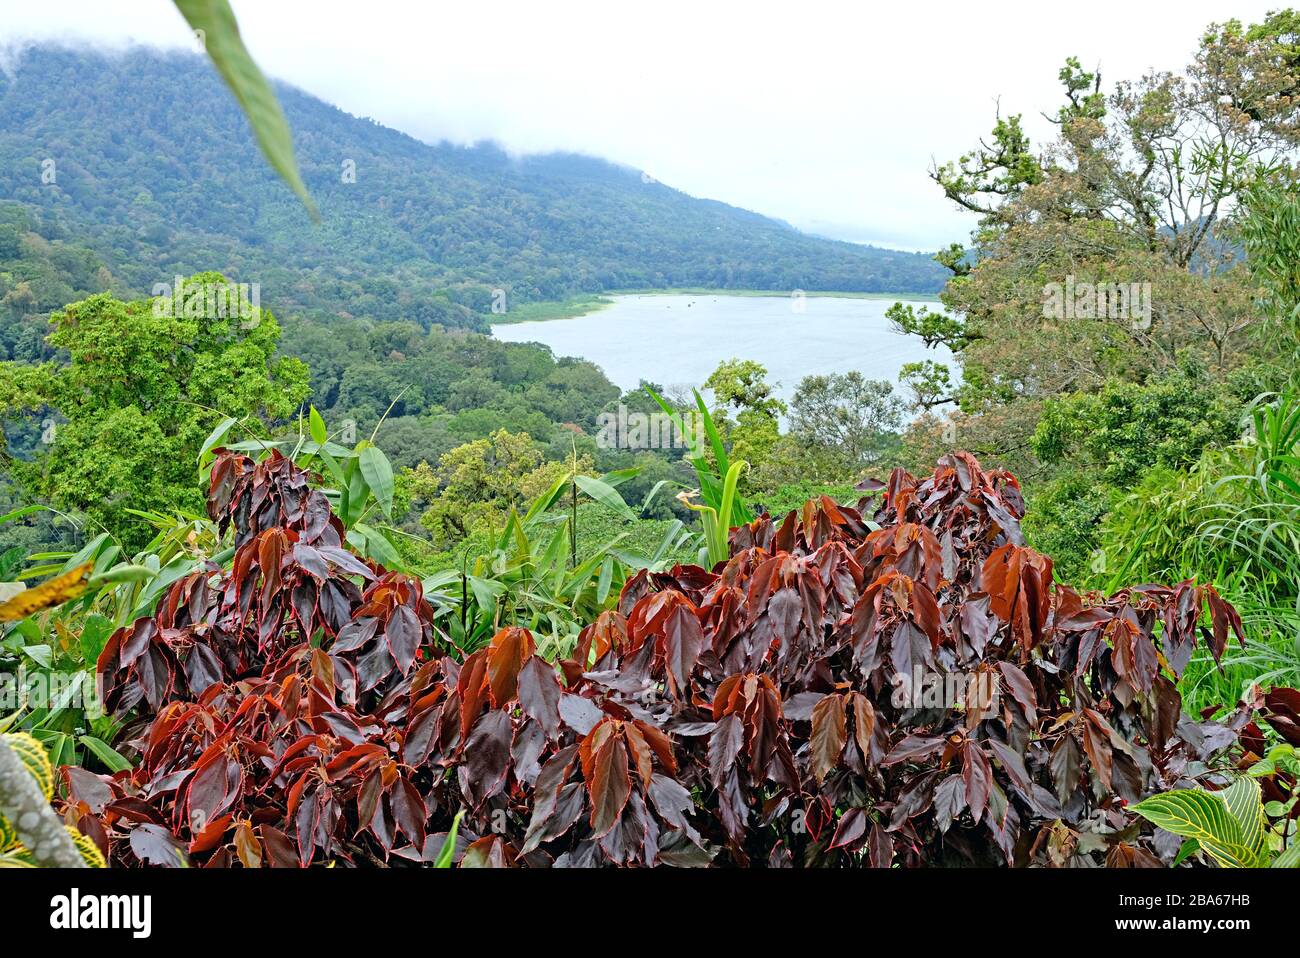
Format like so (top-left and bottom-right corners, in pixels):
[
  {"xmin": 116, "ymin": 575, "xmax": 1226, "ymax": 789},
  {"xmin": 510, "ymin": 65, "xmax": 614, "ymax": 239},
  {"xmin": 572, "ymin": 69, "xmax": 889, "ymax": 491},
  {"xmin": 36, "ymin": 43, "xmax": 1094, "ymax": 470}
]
[{"xmin": 64, "ymin": 449, "xmax": 1295, "ymax": 868}]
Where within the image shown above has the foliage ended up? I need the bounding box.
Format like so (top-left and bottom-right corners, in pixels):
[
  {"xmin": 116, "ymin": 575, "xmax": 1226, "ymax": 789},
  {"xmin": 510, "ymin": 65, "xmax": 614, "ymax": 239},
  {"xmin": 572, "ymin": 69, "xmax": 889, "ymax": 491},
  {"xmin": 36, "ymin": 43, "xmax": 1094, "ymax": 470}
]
[
  {"xmin": 1, "ymin": 276, "xmax": 309, "ymax": 550},
  {"xmin": 96, "ymin": 447, "xmax": 428, "ymax": 716},
  {"xmin": 1131, "ymin": 687, "xmax": 1300, "ymax": 867},
  {"xmin": 172, "ymin": 0, "xmax": 317, "ymax": 217},
  {"xmin": 896, "ymin": 12, "xmax": 1300, "ymax": 477},
  {"xmin": 1021, "ymin": 363, "xmax": 1261, "ymax": 582},
  {"xmin": 675, "ymin": 458, "xmax": 746, "ymax": 568},
  {"xmin": 645, "ymin": 384, "xmax": 752, "ymax": 530},
  {"xmin": 277, "ymin": 316, "xmax": 623, "ymax": 501},
  {"xmin": 403, "ymin": 430, "xmax": 591, "ymax": 551},
  {"xmin": 787, "ymin": 371, "xmax": 905, "ymax": 474},
  {"xmin": 0, "ymin": 205, "xmax": 109, "ymax": 366},
  {"xmin": 72, "ymin": 450, "xmax": 1272, "ymax": 867},
  {"xmin": 1237, "ymin": 171, "xmax": 1300, "ymax": 338},
  {"xmin": 0, "ymin": 509, "xmax": 211, "ymax": 771},
  {"xmin": 0, "ymin": 48, "xmax": 945, "ymax": 332},
  {"xmin": 753, "ymin": 481, "xmax": 865, "ymax": 518},
  {"xmin": 1089, "ymin": 390, "xmax": 1300, "ymax": 711},
  {"xmin": 702, "ymin": 359, "xmax": 786, "ymax": 470},
  {"xmin": 1020, "ymin": 473, "xmax": 1115, "ymax": 586},
  {"xmin": 420, "ymin": 455, "xmax": 688, "ymax": 657},
  {"xmin": 1031, "ymin": 363, "xmax": 1255, "ymax": 487},
  {"xmin": 885, "ymin": 13, "xmax": 1300, "ymax": 722}
]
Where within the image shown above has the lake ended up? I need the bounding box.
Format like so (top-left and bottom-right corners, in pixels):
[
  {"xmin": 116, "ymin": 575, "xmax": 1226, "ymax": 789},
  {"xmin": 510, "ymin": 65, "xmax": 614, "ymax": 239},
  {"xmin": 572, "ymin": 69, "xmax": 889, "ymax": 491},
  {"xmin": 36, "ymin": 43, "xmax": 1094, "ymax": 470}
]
[{"xmin": 491, "ymin": 293, "xmax": 953, "ymax": 405}]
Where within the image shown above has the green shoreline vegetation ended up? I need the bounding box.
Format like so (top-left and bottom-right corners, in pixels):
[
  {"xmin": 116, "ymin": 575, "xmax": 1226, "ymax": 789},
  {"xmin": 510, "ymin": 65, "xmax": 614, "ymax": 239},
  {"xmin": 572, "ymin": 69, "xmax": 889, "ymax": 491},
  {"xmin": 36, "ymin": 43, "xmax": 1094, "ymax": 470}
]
[{"xmin": 490, "ymin": 288, "xmax": 941, "ymax": 324}]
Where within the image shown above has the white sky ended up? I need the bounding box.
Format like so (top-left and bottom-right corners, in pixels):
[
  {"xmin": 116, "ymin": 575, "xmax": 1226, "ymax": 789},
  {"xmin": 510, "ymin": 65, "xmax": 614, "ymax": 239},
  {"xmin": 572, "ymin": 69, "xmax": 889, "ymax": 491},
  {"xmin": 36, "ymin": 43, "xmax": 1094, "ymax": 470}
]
[{"xmin": 0, "ymin": 0, "xmax": 1282, "ymax": 251}]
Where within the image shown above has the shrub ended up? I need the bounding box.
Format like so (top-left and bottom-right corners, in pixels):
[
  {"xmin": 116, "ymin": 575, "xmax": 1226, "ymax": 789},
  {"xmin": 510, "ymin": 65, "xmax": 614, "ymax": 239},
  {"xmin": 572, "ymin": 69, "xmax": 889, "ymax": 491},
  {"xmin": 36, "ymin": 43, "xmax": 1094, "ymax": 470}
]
[{"xmin": 71, "ymin": 450, "xmax": 1282, "ymax": 867}]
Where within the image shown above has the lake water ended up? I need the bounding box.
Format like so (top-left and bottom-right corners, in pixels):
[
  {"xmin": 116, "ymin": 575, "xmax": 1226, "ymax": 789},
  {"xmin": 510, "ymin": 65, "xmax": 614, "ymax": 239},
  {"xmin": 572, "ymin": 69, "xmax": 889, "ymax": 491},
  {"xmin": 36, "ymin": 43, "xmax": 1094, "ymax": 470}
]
[{"xmin": 491, "ymin": 293, "xmax": 952, "ymax": 405}]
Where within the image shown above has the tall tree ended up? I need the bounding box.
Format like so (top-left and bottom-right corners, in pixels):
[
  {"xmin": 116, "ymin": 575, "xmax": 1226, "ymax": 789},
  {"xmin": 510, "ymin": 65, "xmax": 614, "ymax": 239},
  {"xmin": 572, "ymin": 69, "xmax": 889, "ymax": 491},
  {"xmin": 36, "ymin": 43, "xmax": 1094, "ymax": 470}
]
[
  {"xmin": 1, "ymin": 272, "xmax": 309, "ymax": 548},
  {"xmin": 788, "ymin": 372, "xmax": 904, "ymax": 472}
]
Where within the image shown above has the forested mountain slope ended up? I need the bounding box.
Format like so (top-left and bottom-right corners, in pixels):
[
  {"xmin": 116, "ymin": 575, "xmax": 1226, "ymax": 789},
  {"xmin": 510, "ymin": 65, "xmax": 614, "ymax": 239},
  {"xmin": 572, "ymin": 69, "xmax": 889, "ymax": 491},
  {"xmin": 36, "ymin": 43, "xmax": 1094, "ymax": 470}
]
[{"xmin": 0, "ymin": 46, "xmax": 945, "ymax": 330}]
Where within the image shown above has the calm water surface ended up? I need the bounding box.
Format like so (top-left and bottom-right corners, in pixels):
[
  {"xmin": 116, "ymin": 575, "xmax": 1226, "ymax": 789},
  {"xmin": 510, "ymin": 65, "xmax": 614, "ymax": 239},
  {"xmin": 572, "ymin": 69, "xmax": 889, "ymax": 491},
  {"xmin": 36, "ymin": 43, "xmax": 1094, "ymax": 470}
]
[{"xmin": 492, "ymin": 294, "xmax": 952, "ymax": 404}]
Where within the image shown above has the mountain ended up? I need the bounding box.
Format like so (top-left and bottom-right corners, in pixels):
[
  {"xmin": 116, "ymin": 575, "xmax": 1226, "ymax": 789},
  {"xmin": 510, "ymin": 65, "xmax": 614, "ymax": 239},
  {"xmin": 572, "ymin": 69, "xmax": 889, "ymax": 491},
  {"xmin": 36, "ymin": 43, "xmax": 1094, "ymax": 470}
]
[{"xmin": 0, "ymin": 46, "xmax": 946, "ymax": 331}]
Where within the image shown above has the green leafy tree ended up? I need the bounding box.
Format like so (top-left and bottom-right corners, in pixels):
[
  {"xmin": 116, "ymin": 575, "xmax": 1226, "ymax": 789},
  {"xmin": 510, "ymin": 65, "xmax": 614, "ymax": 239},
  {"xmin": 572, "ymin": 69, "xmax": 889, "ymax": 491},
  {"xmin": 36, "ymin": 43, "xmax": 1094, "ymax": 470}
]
[
  {"xmin": 703, "ymin": 358, "xmax": 786, "ymax": 470},
  {"xmin": 1, "ymin": 273, "xmax": 308, "ymax": 548},
  {"xmin": 896, "ymin": 15, "xmax": 1300, "ymax": 475},
  {"xmin": 403, "ymin": 429, "xmax": 591, "ymax": 550},
  {"xmin": 787, "ymin": 371, "xmax": 905, "ymax": 474}
]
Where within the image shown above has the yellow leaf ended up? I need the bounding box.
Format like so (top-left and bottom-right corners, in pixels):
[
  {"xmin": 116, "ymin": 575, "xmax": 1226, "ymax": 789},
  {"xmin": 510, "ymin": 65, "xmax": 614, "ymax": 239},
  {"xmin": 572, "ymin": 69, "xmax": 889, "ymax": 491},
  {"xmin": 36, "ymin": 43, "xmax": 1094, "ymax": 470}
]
[{"xmin": 0, "ymin": 562, "xmax": 95, "ymax": 622}]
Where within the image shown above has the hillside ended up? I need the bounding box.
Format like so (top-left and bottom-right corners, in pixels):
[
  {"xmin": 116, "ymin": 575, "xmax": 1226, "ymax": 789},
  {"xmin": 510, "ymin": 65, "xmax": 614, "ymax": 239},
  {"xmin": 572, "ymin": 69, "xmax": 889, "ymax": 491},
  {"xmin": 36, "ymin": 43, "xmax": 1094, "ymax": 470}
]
[{"xmin": 0, "ymin": 46, "xmax": 946, "ymax": 331}]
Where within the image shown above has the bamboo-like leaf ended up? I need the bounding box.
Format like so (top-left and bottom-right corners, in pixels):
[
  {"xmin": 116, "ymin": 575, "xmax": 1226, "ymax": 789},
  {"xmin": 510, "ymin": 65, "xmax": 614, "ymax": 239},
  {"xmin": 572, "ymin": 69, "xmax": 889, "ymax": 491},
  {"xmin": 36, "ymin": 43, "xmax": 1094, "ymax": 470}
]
[
  {"xmin": 596, "ymin": 556, "xmax": 614, "ymax": 604},
  {"xmin": 357, "ymin": 445, "xmax": 395, "ymax": 518},
  {"xmin": 467, "ymin": 576, "xmax": 505, "ymax": 611},
  {"xmin": 524, "ymin": 474, "xmax": 570, "ymax": 524},
  {"xmin": 172, "ymin": 0, "xmax": 318, "ymax": 218},
  {"xmin": 308, "ymin": 406, "xmax": 328, "ymax": 446},
  {"xmin": 600, "ymin": 467, "xmax": 640, "ymax": 488},
  {"xmin": 574, "ymin": 475, "xmax": 636, "ymax": 522},
  {"xmin": 79, "ymin": 735, "xmax": 132, "ymax": 773},
  {"xmin": 0, "ymin": 505, "xmax": 47, "ymax": 526},
  {"xmin": 197, "ymin": 416, "xmax": 237, "ymax": 474},
  {"xmin": 350, "ymin": 523, "xmax": 404, "ymax": 571},
  {"xmin": 694, "ymin": 389, "xmax": 731, "ymax": 476},
  {"xmin": 638, "ymin": 479, "xmax": 671, "ymax": 514}
]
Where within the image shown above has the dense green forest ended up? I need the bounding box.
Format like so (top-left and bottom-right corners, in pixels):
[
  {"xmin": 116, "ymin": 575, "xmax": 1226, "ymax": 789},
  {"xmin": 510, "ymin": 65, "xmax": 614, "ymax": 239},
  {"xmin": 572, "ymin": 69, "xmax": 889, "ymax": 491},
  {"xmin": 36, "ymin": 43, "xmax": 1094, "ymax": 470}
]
[{"xmin": 0, "ymin": 46, "xmax": 946, "ymax": 333}]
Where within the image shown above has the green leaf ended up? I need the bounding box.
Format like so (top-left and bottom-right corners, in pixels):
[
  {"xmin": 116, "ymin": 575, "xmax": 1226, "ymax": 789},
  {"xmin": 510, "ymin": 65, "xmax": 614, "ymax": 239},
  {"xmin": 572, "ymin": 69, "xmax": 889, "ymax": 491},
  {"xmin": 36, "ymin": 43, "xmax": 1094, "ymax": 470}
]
[
  {"xmin": 22, "ymin": 644, "xmax": 53, "ymax": 668},
  {"xmin": 467, "ymin": 575, "xmax": 505, "ymax": 612},
  {"xmin": 358, "ymin": 445, "xmax": 395, "ymax": 518},
  {"xmin": 351, "ymin": 523, "xmax": 404, "ymax": 571},
  {"xmin": 650, "ymin": 519, "xmax": 687, "ymax": 566},
  {"xmin": 719, "ymin": 459, "xmax": 746, "ymax": 541},
  {"xmin": 1131, "ymin": 789, "xmax": 1258, "ymax": 868},
  {"xmin": 313, "ymin": 444, "xmax": 347, "ymax": 493},
  {"xmin": 1273, "ymin": 841, "xmax": 1300, "ymax": 868},
  {"xmin": 32, "ymin": 730, "xmax": 74, "ymax": 768},
  {"xmin": 197, "ymin": 416, "xmax": 237, "ymax": 474},
  {"xmin": 1171, "ymin": 838, "xmax": 1201, "ymax": 867},
  {"xmin": 596, "ymin": 556, "xmax": 614, "ymax": 604},
  {"xmin": 79, "ymin": 735, "xmax": 132, "ymax": 773},
  {"xmin": 88, "ymin": 564, "xmax": 155, "ymax": 588},
  {"xmin": 0, "ymin": 505, "xmax": 48, "ymax": 526},
  {"xmin": 308, "ymin": 406, "xmax": 328, "ymax": 446},
  {"xmin": 172, "ymin": 0, "xmax": 318, "ymax": 219},
  {"xmin": 600, "ymin": 467, "xmax": 640, "ymax": 488},
  {"xmin": 79, "ymin": 614, "xmax": 114, "ymax": 663},
  {"xmin": 538, "ymin": 524, "xmax": 569, "ymax": 585},
  {"xmin": 523, "ymin": 474, "xmax": 570, "ymax": 524},
  {"xmin": 1222, "ymin": 777, "xmax": 1266, "ymax": 857},
  {"xmin": 434, "ymin": 810, "xmax": 464, "ymax": 868},
  {"xmin": 574, "ymin": 475, "xmax": 636, "ymax": 522},
  {"xmin": 694, "ymin": 389, "xmax": 732, "ymax": 476},
  {"xmin": 638, "ymin": 479, "xmax": 671, "ymax": 514}
]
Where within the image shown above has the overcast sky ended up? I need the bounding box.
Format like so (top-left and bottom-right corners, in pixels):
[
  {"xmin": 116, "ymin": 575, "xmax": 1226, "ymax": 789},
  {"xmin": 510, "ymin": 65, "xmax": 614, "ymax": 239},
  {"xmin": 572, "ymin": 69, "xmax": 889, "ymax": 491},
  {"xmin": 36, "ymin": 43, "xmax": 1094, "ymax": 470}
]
[{"xmin": 0, "ymin": 0, "xmax": 1282, "ymax": 251}]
